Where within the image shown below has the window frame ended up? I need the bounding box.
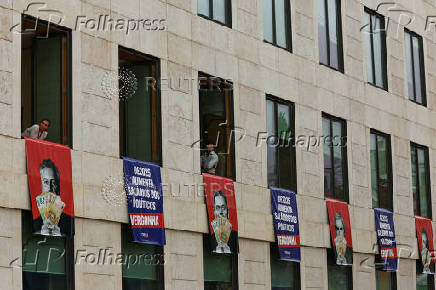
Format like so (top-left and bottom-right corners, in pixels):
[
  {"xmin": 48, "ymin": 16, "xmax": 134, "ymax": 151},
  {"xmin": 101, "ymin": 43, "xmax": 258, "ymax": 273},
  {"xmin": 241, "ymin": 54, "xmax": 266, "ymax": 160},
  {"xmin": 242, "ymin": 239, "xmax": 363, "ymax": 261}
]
[
  {"xmin": 270, "ymin": 243, "xmax": 300, "ymax": 290},
  {"xmin": 121, "ymin": 224, "xmax": 164, "ymax": 290},
  {"xmin": 266, "ymin": 95, "xmax": 297, "ymax": 191},
  {"xmin": 203, "ymin": 234, "xmax": 238, "ymax": 289},
  {"xmin": 327, "ymin": 248, "xmax": 353, "ymax": 290},
  {"xmin": 375, "ymin": 269, "xmax": 397, "ymax": 290},
  {"xmin": 198, "ymin": 72, "xmax": 236, "ymax": 180},
  {"xmin": 322, "ymin": 113, "xmax": 349, "ymax": 202},
  {"xmin": 118, "ymin": 46, "xmax": 162, "ymax": 166},
  {"xmin": 318, "ymin": 0, "xmax": 344, "ymax": 72},
  {"xmin": 21, "ymin": 210, "xmax": 75, "ymax": 290},
  {"xmin": 198, "ymin": 0, "xmax": 232, "ymax": 28},
  {"xmin": 370, "ymin": 129, "xmax": 393, "ymax": 211},
  {"xmin": 364, "ymin": 8, "xmax": 388, "ymax": 91},
  {"xmin": 21, "ymin": 14, "xmax": 73, "ymax": 147},
  {"xmin": 263, "ymin": 0, "xmax": 293, "ymax": 52},
  {"xmin": 404, "ymin": 29, "xmax": 427, "ymax": 106},
  {"xmin": 410, "ymin": 142, "xmax": 432, "ymax": 219}
]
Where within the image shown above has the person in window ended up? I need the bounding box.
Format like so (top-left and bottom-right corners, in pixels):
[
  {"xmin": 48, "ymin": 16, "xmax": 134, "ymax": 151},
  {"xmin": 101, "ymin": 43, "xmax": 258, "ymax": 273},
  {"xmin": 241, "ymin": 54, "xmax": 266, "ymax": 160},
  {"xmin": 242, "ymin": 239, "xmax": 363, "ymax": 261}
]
[
  {"xmin": 211, "ymin": 190, "xmax": 237, "ymax": 254},
  {"xmin": 334, "ymin": 213, "xmax": 352, "ymax": 265},
  {"xmin": 421, "ymin": 230, "xmax": 431, "ymax": 273},
  {"xmin": 22, "ymin": 119, "xmax": 50, "ymax": 140},
  {"xmin": 34, "ymin": 159, "xmax": 71, "ymax": 236},
  {"xmin": 201, "ymin": 143, "xmax": 219, "ymax": 174}
]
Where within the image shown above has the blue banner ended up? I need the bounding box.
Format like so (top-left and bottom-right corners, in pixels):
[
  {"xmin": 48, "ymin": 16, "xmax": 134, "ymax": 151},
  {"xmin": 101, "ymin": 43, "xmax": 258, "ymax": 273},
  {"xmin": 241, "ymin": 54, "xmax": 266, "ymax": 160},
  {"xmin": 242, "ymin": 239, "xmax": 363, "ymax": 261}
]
[
  {"xmin": 123, "ymin": 157, "xmax": 165, "ymax": 246},
  {"xmin": 374, "ymin": 208, "xmax": 397, "ymax": 271},
  {"xmin": 271, "ymin": 187, "xmax": 300, "ymax": 262}
]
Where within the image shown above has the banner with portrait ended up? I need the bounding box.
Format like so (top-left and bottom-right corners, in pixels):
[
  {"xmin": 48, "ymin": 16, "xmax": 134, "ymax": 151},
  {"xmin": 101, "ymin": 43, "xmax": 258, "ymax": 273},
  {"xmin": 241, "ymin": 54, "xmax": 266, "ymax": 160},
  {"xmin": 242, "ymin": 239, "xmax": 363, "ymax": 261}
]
[
  {"xmin": 25, "ymin": 138, "xmax": 74, "ymax": 237},
  {"xmin": 374, "ymin": 208, "xmax": 397, "ymax": 271},
  {"xmin": 326, "ymin": 198, "xmax": 353, "ymax": 265},
  {"xmin": 203, "ymin": 173, "xmax": 238, "ymax": 254},
  {"xmin": 415, "ymin": 216, "xmax": 435, "ymax": 274},
  {"xmin": 123, "ymin": 157, "xmax": 165, "ymax": 246},
  {"xmin": 271, "ymin": 187, "xmax": 300, "ymax": 262}
]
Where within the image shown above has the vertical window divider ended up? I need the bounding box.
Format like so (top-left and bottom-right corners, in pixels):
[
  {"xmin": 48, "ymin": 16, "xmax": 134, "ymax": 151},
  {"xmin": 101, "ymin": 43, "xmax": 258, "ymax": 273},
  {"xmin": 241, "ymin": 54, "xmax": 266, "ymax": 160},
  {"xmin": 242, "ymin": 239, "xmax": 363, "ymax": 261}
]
[
  {"xmin": 409, "ymin": 32, "xmax": 417, "ymax": 101},
  {"xmin": 324, "ymin": 0, "xmax": 331, "ymax": 67},
  {"xmin": 374, "ymin": 134, "xmax": 380, "ymax": 208},
  {"xmin": 272, "ymin": 0, "xmax": 277, "ymax": 45},
  {"xmin": 414, "ymin": 146, "xmax": 421, "ymax": 216},
  {"xmin": 369, "ymin": 14, "xmax": 376, "ymax": 84}
]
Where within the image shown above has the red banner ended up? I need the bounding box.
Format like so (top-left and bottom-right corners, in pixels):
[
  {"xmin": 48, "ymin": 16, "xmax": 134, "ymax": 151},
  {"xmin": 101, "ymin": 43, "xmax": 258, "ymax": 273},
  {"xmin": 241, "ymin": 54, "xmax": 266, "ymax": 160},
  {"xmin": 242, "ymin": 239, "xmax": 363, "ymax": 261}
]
[
  {"xmin": 326, "ymin": 198, "xmax": 353, "ymax": 265},
  {"xmin": 203, "ymin": 173, "xmax": 238, "ymax": 254},
  {"xmin": 25, "ymin": 138, "xmax": 74, "ymax": 237},
  {"xmin": 415, "ymin": 216, "xmax": 435, "ymax": 273}
]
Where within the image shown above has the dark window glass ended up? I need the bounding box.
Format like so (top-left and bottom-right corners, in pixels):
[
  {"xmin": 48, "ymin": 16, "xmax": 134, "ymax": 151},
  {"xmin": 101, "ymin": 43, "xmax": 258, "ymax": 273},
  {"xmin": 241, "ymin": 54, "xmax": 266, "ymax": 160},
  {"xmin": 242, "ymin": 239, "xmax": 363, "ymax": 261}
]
[
  {"xmin": 270, "ymin": 243, "xmax": 300, "ymax": 290},
  {"xmin": 363, "ymin": 9, "xmax": 387, "ymax": 89},
  {"xmin": 318, "ymin": 0, "xmax": 343, "ymax": 71},
  {"xmin": 370, "ymin": 130, "xmax": 393, "ymax": 210},
  {"xmin": 22, "ymin": 211, "xmax": 73, "ymax": 290},
  {"xmin": 21, "ymin": 15, "xmax": 72, "ymax": 146},
  {"xmin": 198, "ymin": 0, "xmax": 232, "ymax": 27},
  {"xmin": 327, "ymin": 249, "xmax": 352, "ymax": 290},
  {"xmin": 411, "ymin": 143, "xmax": 431, "ymax": 218},
  {"xmin": 121, "ymin": 225, "xmax": 164, "ymax": 290},
  {"xmin": 263, "ymin": 0, "xmax": 292, "ymax": 50},
  {"xmin": 199, "ymin": 73, "xmax": 235, "ymax": 179},
  {"xmin": 266, "ymin": 96, "xmax": 296, "ymax": 190},
  {"xmin": 405, "ymin": 29, "xmax": 426, "ymax": 105},
  {"xmin": 323, "ymin": 114, "xmax": 348, "ymax": 201},
  {"xmin": 204, "ymin": 235, "xmax": 237, "ymax": 289},
  {"xmin": 119, "ymin": 47, "xmax": 162, "ymax": 165},
  {"xmin": 376, "ymin": 270, "xmax": 396, "ymax": 290},
  {"xmin": 417, "ymin": 261, "xmax": 434, "ymax": 290}
]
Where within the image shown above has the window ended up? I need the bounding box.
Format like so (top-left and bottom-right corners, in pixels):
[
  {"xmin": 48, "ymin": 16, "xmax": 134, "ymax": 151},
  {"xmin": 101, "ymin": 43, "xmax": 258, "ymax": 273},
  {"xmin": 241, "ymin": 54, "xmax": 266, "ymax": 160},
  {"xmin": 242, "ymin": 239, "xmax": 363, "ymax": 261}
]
[
  {"xmin": 376, "ymin": 270, "xmax": 396, "ymax": 290},
  {"xmin": 266, "ymin": 96, "xmax": 296, "ymax": 190},
  {"xmin": 370, "ymin": 130, "xmax": 393, "ymax": 210},
  {"xmin": 363, "ymin": 9, "xmax": 388, "ymax": 90},
  {"xmin": 416, "ymin": 261, "xmax": 434, "ymax": 290},
  {"xmin": 203, "ymin": 235, "xmax": 238, "ymax": 289},
  {"xmin": 405, "ymin": 29, "xmax": 426, "ymax": 105},
  {"xmin": 21, "ymin": 15, "xmax": 72, "ymax": 145},
  {"xmin": 327, "ymin": 249, "xmax": 352, "ymax": 290},
  {"xmin": 22, "ymin": 211, "xmax": 74, "ymax": 290},
  {"xmin": 199, "ymin": 73, "xmax": 235, "ymax": 179},
  {"xmin": 270, "ymin": 243, "xmax": 300, "ymax": 290},
  {"xmin": 119, "ymin": 47, "xmax": 162, "ymax": 165},
  {"xmin": 318, "ymin": 0, "xmax": 344, "ymax": 71},
  {"xmin": 263, "ymin": 0, "xmax": 292, "ymax": 50},
  {"xmin": 198, "ymin": 0, "xmax": 232, "ymax": 27},
  {"xmin": 411, "ymin": 143, "xmax": 431, "ymax": 218},
  {"xmin": 323, "ymin": 114, "xmax": 348, "ymax": 201},
  {"xmin": 121, "ymin": 225, "xmax": 164, "ymax": 290}
]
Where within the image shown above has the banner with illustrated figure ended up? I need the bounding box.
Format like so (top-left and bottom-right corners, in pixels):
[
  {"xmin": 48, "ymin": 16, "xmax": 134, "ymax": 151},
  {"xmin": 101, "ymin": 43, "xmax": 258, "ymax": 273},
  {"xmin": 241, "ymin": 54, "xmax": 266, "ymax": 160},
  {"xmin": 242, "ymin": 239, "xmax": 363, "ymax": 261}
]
[
  {"xmin": 374, "ymin": 208, "xmax": 397, "ymax": 271},
  {"xmin": 415, "ymin": 216, "xmax": 435, "ymax": 274},
  {"xmin": 123, "ymin": 157, "xmax": 165, "ymax": 246},
  {"xmin": 25, "ymin": 138, "xmax": 74, "ymax": 237},
  {"xmin": 326, "ymin": 198, "xmax": 353, "ymax": 265},
  {"xmin": 271, "ymin": 187, "xmax": 300, "ymax": 262},
  {"xmin": 203, "ymin": 173, "xmax": 238, "ymax": 254}
]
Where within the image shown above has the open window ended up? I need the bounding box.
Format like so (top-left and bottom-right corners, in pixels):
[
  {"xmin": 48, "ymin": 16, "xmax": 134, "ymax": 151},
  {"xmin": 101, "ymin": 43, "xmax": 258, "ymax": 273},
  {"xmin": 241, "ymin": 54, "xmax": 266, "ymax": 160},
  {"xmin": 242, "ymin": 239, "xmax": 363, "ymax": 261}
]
[
  {"xmin": 22, "ymin": 211, "xmax": 74, "ymax": 290},
  {"xmin": 199, "ymin": 73, "xmax": 235, "ymax": 179},
  {"xmin": 21, "ymin": 15, "xmax": 72, "ymax": 146},
  {"xmin": 119, "ymin": 47, "xmax": 161, "ymax": 165}
]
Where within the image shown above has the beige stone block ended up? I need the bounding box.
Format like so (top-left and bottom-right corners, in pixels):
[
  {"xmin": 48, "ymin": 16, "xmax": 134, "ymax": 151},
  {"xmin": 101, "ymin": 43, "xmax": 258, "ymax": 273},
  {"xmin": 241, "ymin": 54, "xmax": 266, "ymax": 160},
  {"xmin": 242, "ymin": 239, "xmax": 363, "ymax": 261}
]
[
  {"xmin": 192, "ymin": 15, "xmax": 212, "ymax": 46},
  {"xmin": 83, "ymin": 273, "xmax": 117, "ymax": 290},
  {"xmin": 167, "ymin": 5, "xmax": 191, "ymax": 39},
  {"xmin": 164, "ymin": 142, "xmax": 194, "ymax": 172},
  {"xmin": 234, "ymin": 32, "xmax": 259, "ymax": 63},
  {"xmin": 81, "ymin": 33, "xmax": 111, "ymax": 70},
  {"xmin": 239, "ymin": 85, "xmax": 262, "ymax": 115},
  {"xmin": 236, "ymin": 8, "xmax": 258, "ymax": 37},
  {"xmin": 0, "ymin": 267, "xmax": 12, "ymax": 290},
  {"xmin": 295, "ymin": 12, "xmax": 314, "ymax": 39},
  {"xmin": 168, "ymin": 33, "xmax": 192, "ymax": 67}
]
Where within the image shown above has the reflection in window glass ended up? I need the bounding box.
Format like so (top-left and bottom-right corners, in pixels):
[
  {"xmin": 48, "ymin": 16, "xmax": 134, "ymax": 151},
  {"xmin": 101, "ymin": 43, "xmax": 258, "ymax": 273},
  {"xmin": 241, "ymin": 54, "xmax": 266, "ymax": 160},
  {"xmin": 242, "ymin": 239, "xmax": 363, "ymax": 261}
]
[
  {"xmin": 263, "ymin": 0, "xmax": 274, "ymax": 43},
  {"xmin": 411, "ymin": 143, "xmax": 431, "ymax": 218},
  {"xmin": 213, "ymin": 0, "xmax": 226, "ymax": 23},
  {"xmin": 318, "ymin": 0, "xmax": 343, "ymax": 70},
  {"xmin": 275, "ymin": 0, "xmax": 287, "ymax": 48},
  {"xmin": 318, "ymin": 0, "xmax": 328, "ymax": 64},
  {"xmin": 327, "ymin": 250, "xmax": 352, "ymax": 290},
  {"xmin": 198, "ymin": 0, "xmax": 210, "ymax": 17},
  {"xmin": 405, "ymin": 30, "xmax": 426, "ymax": 105},
  {"xmin": 376, "ymin": 270, "xmax": 396, "ymax": 290}
]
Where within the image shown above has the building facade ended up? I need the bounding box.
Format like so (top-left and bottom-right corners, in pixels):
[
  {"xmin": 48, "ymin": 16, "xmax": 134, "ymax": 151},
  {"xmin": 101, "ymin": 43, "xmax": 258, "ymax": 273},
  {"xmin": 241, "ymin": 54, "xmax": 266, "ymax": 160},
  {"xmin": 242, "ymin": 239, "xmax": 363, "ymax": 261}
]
[{"xmin": 0, "ymin": 0, "xmax": 436, "ymax": 289}]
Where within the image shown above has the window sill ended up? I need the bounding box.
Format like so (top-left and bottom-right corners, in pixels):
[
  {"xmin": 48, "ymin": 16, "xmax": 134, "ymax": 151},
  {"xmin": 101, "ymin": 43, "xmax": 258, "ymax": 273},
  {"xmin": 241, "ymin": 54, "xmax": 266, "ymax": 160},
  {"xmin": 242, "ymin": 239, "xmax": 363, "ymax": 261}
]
[
  {"xmin": 263, "ymin": 40, "xmax": 292, "ymax": 53},
  {"xmin": 197, "ymin": 14, "xmax": 232, "ymax": 29},
  {"xmin": 408, "ymin": 98, "xmax": 427, "ymax": 108},
  {"xmin": 367, "ymin": 82, "xmax": 388, "ymax": 92},
  {"xmin": 319, "ymin": 62, "xmax": 344, "ymax": 74}
]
